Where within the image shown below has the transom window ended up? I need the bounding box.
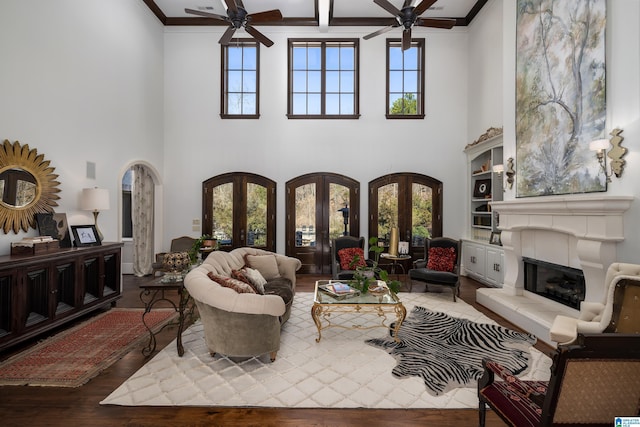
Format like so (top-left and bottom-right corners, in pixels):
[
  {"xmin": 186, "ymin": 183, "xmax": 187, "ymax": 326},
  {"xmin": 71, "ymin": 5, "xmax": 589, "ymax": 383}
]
[
  {"xmin": 221, "ymin": 39, "xmax": 259, "ymax": 119},
  {"xmin": 287, "ymin": 39, "xmax": 360, "ymax": 119},
  {"xmin": 386, "ymin": 38, "xmax": 425, "ymax": 119}
]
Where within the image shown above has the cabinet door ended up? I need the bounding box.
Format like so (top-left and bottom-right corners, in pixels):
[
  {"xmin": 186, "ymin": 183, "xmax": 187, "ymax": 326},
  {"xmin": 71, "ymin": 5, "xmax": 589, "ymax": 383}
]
[
  {"xmin": 485, "ymin": 247, "xmax": 504, "ymax": 287},
  {"xmin": 463, "ymin": 242, "xmax": 486, "ymax": 279},
  {"xmin": 23, "ymin": 266, "xmax": 51, "ymax": 328},
  {"xmin": 52, "ymin": 259, "xmax": 77, "ymax": 316},
  {"xmin": 80, "ymin": 255, "xmax": 101, "ymax": 305},
  {"xmin": 0, "ymin": 271, "xmax": 14, "ymax": 340}
]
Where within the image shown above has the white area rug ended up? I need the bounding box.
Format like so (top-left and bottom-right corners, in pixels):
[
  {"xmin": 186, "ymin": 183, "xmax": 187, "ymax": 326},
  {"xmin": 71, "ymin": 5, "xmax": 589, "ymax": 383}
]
[{"xmin": 101, "ymin": 291, "xmax": 551, "ymax": 408}]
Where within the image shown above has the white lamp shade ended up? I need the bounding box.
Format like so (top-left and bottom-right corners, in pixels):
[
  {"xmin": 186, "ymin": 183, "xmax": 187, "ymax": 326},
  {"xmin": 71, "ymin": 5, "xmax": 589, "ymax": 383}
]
[
  {"xmin": 492, "ymin": 164, "xmax": 504, "ymax": 173},
  {"xmin": 80, "ymin": 187, "xmax": 110, "ymax": 211},
  {"xmin": 589, "ymin": 139, "xmax": 610, "ymax": 151}
]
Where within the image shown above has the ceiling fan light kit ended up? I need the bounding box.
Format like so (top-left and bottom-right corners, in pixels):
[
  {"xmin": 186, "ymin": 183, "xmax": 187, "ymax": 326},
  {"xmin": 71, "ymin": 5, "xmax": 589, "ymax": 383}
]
[
  {"xmin": 364, "ymin": 0, "xmax": 456, "ymax": 50},
  {"xmin": 185, "ymin": 0, "xmax": 282, "ymax": 47}
]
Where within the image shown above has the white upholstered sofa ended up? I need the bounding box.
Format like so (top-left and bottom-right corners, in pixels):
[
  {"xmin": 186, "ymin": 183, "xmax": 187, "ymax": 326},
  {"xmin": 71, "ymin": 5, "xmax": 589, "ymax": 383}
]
[{"xmin": 184, "ymin": 247, "xmax": 301, "ymax": 361}]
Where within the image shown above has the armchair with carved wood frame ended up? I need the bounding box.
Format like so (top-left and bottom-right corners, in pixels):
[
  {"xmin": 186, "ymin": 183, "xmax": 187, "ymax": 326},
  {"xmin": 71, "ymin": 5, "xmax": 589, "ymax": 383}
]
[{"xmin": 478, "ymin": 333, "xmax": 640, "ymax": 427}]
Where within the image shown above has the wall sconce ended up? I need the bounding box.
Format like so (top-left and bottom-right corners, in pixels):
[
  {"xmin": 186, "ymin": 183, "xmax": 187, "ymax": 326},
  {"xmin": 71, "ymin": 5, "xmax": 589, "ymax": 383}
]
[
  {"xmin": 80, "ymin": 187, "xmax": 110, "ymax": 241},
  {"xmin": 492, "ymin": 164, "xmax": 504, "ymax": 176},
  {"xmin": 589, "ymin": 128, "xmax": 626, "ymax": 182},
  {"xmin": 505, "ymin": 157, "xmax": 515, "ymax": 189}
]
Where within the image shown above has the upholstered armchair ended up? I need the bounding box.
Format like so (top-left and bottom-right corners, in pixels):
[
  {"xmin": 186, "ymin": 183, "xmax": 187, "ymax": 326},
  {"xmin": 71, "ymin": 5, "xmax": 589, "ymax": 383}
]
[
  {"xmin": 407, "ymin": 237, "xmax": 461, "ymax": 300},
  {"xmin": 549, "ymin": 262, "xmax": 640, "ymax": 345},
  {"xmin": 151, "ymin": 236, "xmax": 197, "ymax": 277},
  {"xmin": 331, "ymin": 236, "xmax": 365, "ymax": 280},
  {"xmin": 478, "ymin": 333, "xmax": 640, "ymax": 427}
]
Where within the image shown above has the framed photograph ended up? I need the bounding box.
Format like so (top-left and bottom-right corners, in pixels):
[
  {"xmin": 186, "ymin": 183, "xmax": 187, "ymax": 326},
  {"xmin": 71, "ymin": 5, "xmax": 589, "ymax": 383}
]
[
  {"xmin": 36, "ymin": 213, "xmax": 72, "ymax": 248},
  {"xmin": 71, "ymin": 225, "xmax": 102, "ymax": 247},
  {"xmin": 473, "ymin": 179, "xmax": 492, "ymax": 198},
  {"xmin": 490, "ymin": 231, "xmax": 502, "ymax": 246}
]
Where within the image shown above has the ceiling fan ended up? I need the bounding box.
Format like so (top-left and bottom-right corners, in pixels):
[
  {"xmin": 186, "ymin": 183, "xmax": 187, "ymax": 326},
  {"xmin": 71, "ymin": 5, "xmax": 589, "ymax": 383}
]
[
  {"xmin": 363, "ymin": 0, "xmax": 456, "ymax": 51},
  {"xmin": 185, "ymin": 0, "xmax": 282, "ymax": 47}
]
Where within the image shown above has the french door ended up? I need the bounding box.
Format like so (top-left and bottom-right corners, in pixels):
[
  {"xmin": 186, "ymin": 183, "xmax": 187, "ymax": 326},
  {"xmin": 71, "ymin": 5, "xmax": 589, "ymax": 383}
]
[
  {"xmin": 202, "ymin": 173, "xmax": 276, "ymax": 252},
  {"xmin": 286, "ymin": 173, "xmax": 360, "ymax": 274},
  {"xmin": 368, "ymin": 173, "xmax": 442, "ymax": 260}
]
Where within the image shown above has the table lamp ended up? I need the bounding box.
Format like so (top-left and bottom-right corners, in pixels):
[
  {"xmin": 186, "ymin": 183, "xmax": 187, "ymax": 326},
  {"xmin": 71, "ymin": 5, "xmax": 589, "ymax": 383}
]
[{"xmin": 80, "ymin": 187, "xmax": 110, "ymax": 241}]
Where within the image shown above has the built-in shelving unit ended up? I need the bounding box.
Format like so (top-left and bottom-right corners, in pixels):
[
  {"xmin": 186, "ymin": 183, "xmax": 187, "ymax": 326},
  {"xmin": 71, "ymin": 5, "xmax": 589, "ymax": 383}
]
[{"xmin": 462, "ymin": 129, "xmax": 505, "ymax": 287}]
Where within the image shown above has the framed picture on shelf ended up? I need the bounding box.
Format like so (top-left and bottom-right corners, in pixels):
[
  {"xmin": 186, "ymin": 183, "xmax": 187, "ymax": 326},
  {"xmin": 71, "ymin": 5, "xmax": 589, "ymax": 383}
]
[
  {"xmin": 473, "ymin": 179, "xmax": 492, "ymax": 198},
  {"xmin": 71, "ymin": 225, "xmax": 102, "ymax": 247},
  {"xmin": 490, "ymin": 231, "xmax": 502, "ymax": 246}
]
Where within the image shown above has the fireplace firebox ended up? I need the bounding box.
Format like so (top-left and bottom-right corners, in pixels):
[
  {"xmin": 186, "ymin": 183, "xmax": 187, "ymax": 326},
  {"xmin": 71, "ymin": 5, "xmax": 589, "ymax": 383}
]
[{"xmin": 523, "ymin": 258, "xmax": 585, "ymax": 310}]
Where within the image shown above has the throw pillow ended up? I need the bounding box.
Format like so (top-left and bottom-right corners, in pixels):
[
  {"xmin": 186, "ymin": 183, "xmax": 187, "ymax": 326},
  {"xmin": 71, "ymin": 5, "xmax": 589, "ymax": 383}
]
[
  {"xmin": 244, "ymin": 254, "xmax": 281, "ymax": 280},
  {"xmin": 338, "ymin": 247, "xmax": 366, "ymax": 270},
  {"xmin": 207, "ymin": 272, "xmax": 256, "ymax": 294},
  {"xmin": 242, "ymin": 267, "xmax": 267, "ymax": 294},
  {"xmin": 427, "ymin": 247, "xmax": 457, "ymax": 272}
]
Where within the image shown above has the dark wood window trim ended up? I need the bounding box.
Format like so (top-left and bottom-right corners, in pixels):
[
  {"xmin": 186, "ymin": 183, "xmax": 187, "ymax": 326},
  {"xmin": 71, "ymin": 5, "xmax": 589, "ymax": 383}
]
[
  {"xmin": 385, "ymin": 38, "xmax": 425, "ymax": 119},
  {"xmin": 287, "ymin": 38, "xmax": 361, "ymax": 119},
  {"xmin": 220, "ymin": 39, "xmax": 260, "ymax": 119}
]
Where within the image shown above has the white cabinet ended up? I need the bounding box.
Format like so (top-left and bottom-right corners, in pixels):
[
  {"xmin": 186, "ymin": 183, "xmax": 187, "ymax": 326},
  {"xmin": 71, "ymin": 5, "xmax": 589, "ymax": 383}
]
[
  {"xmin": 462, "ymin": 240, "xmax": 504, "ymax": 288},
  {"xmin": 464, "ymin": 130, "xmax": 503, "ymax": 243}
]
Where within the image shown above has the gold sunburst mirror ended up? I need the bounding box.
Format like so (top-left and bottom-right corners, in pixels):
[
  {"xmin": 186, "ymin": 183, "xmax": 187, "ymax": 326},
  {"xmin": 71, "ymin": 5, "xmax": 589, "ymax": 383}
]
[{"xmin": 0, "ymin": 140, "xmax": 61, "ymax": 234}]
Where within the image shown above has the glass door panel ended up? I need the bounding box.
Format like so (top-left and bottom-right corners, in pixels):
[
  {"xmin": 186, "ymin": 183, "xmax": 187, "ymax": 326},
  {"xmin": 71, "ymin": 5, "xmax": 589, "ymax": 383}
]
[
  {"xmin": 329, "ymin": 183, "xmax": 350, "ymax": 241},
  {"xmin": 295, "ymin": 183, "xmax": 316, "ymax": 248},
  {"xmin": 212, "ymin": 182, "xmax": 233, "ymax": 247},
  {"xmin": 246, "ymin": 183, "xmax": 267, "ymax": 247},
  {"xmin": 411, "ymin": 183, "xmax": 433, "ymax": 248},
  {"xmin": 377, "ymin": 183, "xmax": 399, "ymax": 244}
]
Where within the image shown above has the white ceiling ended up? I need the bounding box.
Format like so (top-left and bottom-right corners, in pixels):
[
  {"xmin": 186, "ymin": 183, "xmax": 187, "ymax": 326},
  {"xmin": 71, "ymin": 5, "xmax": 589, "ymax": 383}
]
[{"xmin": 150, "ymin": 0, "xmax": 482, "ymax": 22}]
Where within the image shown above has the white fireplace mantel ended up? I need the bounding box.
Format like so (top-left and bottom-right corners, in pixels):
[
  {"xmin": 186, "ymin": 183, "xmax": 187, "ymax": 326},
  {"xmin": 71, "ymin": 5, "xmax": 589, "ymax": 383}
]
[{"xmin": 477, "ymin": 195, "xmax": 633, "ymax": 346}]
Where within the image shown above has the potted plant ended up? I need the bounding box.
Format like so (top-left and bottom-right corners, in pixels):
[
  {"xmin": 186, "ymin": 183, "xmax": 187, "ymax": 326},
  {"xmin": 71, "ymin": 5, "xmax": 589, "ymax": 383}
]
[
  {"xmin": 349, "ymin": 236, "xmax": 401, "ymax": 295},
  {"xmin": 189, "ymin": 234, "xmax": 218, "ymax": 263}
]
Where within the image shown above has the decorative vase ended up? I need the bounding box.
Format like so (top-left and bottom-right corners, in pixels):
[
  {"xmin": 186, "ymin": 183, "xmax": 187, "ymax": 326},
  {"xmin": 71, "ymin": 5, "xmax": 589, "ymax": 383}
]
[{"xmin": 389, "ymin": 227, "xmax": 399, "ymax": 256}]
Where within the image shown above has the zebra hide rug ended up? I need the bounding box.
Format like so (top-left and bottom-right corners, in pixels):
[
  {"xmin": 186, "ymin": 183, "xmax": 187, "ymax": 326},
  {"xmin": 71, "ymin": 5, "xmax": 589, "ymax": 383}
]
[{"xmin": 366, "ymin": 306, "xmax": 537, "ymax": 396}]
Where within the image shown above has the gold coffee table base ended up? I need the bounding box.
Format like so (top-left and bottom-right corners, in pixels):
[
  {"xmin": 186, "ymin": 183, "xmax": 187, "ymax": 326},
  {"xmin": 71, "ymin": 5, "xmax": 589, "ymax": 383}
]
[{"xmin": 311, "ymin": 280, "xmax": 407, "ymax": 343}]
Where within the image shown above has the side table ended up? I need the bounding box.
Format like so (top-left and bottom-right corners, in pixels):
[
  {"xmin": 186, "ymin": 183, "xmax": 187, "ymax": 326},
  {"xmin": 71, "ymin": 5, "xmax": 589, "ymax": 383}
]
[
  {"xmin": 380, "ymin": 253, "xmax": 412, "ymax": 282},
  {"xmin": 139, "ymin": 277, "xmax": 196, "ymax": 357}
]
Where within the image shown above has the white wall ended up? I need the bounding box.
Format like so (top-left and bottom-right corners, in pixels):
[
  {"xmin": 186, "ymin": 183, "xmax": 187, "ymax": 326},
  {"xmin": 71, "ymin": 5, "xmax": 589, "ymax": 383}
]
[
  {"xmin": 162, "ymin": 26, "xmax": 470, "ymax": 251},
  {"xmin": 467, "ymin": 0, "xmax": 503, "ymax": 141},
  {"xmin": 0, "ymin": 0, "xmax": 165, "ymax": 254}
]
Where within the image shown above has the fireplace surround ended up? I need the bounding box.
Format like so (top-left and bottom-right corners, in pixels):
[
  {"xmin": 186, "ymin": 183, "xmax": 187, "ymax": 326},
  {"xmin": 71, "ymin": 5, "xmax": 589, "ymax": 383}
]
[{"xmin": 476, "ymin": 195, "xmax": 633, "ymax": 346}]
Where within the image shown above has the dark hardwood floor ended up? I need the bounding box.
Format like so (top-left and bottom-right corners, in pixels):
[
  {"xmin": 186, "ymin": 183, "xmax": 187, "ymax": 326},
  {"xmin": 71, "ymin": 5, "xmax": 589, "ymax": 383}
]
[{"xmin": 0, "ymin": 274, "xmax": 553, "ymax": 427}]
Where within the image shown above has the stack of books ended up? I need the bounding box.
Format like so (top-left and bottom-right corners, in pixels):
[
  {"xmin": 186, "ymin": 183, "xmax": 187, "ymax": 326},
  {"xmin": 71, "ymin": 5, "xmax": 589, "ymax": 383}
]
[{"xmin": 318, "ymin": 282, "xmax": 360, "ymax": 299}]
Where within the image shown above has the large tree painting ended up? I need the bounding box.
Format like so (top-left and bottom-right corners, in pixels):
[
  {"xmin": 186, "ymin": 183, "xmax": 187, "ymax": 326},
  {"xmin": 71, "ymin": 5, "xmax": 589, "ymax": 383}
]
[{"xmin": 516, "ymin": 0, "xmax": 606, "ymax": 197}]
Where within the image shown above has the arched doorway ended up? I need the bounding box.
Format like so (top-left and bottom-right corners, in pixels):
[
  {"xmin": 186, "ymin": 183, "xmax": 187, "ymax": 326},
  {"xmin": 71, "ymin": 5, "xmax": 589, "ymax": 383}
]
[
  {"xmin": 202, "ymin": 172, "xmax": 276, "ymax": 252},
  {"xmin": 285, "ymin": 173, "xmax": 360, "ymax": 274},
  {"xmin": 368, "ymin": 173, "xmax": 442, "ymax": 260},
  {"xmin": 119, "ymin": 161, "xmax": 162, "ymax": 276}
]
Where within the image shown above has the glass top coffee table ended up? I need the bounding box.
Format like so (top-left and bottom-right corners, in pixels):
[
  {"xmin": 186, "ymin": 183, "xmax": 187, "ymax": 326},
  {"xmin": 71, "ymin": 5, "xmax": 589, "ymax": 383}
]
[{"xmin": 311, "ymin": 280, "xmax": 406, "ymax": 343}]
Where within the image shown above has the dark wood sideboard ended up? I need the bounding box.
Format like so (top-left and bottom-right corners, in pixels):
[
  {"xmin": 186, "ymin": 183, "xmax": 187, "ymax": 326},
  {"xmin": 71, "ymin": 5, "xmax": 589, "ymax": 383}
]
[{"xmin": 0, "ymin": 242, "xmax": 123, "ymax": 353}]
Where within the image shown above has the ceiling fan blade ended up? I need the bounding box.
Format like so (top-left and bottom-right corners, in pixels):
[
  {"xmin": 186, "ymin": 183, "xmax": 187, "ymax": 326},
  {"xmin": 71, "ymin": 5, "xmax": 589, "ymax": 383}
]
[
  {"xmin": 223, "ymin": 0, "xmax": 238, "ymax": 14},
  {"xmin": 245, "ymin": 25, "xmax": 274, "ymax": 47},
  {"xmin": 248, "ymin": 9, "xmax": 283, "ymax": 24},
  {"xmin": 414, "ymin": 0, "xmax": 439, "ymax": 16},
  {"xmin": 184, "ymin": 8, "xmax": 227, "ymax": 21},
  {"xmin": 373, "ymin": 0, "xmax": 402, "ymax": 17},
  {"xmin": 363, "ymin": 25, "xmax": 398, "ymax": 40},
  {"xmin": 417, "ymin": 17, "xmax": 456, "ymax": 29},
  {"xmin": 402, "ymin": 28, "xmax": 412, "ymax": 51},
  {"xmin": 219, "ymin": 26, "xmax": 237, "ymax": 45}
]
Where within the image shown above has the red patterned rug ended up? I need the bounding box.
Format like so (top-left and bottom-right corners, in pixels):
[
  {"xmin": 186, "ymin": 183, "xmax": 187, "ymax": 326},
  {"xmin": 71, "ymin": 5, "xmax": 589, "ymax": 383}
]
[{"xmin": 0, "ymin": 308, "xmax": 177, "ymax": 387}]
